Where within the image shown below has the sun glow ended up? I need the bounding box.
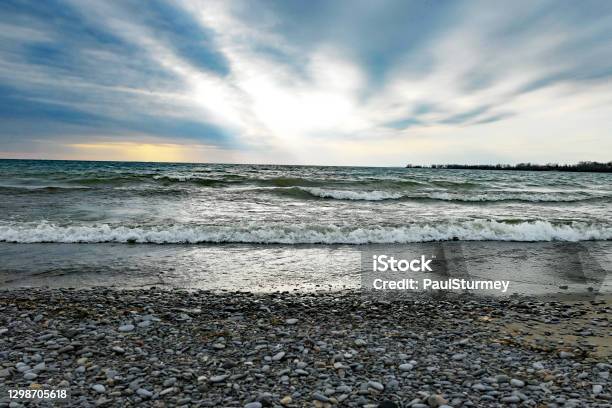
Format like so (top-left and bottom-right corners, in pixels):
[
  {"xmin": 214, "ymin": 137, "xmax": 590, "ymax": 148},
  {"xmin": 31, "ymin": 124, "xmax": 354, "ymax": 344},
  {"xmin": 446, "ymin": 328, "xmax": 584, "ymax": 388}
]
[{"xmin": 67, "ymin": 142, "xmax": 198, "ymax": 162}]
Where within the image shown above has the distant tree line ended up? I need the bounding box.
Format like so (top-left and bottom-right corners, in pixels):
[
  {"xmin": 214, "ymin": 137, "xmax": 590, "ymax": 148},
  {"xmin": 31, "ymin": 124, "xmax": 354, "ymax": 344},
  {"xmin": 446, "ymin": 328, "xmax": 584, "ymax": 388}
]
[{"xmin": 405, "ymin": 161, "xmax": 612, "ymax": 173}]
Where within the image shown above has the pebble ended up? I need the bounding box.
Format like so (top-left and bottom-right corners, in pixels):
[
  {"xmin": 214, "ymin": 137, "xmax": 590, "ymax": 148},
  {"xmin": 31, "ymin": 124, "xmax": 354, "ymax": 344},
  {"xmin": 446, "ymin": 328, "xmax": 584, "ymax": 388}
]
[
  {"xmin": 136, "ymin": 388, "xmax": 152, "ymax": 398},
  {"xmin": 501, "ymin": 395, "xmax": 521, "ymax": 403},
  {"xmin": 427, "ymin": 394, "xmax": 448, "ymax": 407},
  {"xmin": 92, "ymin": 384, "xmax": 106, "ymax": 393},
  {"xmin": 118, "ymin": 324, "xmax": 135, "ymax": 332},
  {"xmin": 244, "ymin": 403, "xmax": 262, "ymax": 408},
  {"xmin": 312, "ymin": 392, "xmax": 330, "ymax": 402},
  {"xmin": 367, "ymin": 381, "xmax": 384, "ymax": 391},
  {"xmin": 272, "ymin": 351, "xmax": 285, "ymax": 361},
  {"xmin": 0, "ymin": 287, "xmax": 607, "ymax": 407},
  {"xmin": 285, "ymin": 318, "xmax": 298, "ymax": 325}
]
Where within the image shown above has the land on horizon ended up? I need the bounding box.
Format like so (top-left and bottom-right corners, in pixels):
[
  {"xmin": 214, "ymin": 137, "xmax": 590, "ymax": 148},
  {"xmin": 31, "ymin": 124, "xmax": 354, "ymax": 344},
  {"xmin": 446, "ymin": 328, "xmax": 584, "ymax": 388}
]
[{"xmin": 407, "ymin": 161, "xmax": 612, "ymax": 173}]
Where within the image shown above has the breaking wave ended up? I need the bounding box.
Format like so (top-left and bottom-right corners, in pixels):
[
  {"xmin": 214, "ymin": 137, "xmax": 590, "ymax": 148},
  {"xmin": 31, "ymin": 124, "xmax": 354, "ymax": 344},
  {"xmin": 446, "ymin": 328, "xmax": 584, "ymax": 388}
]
[
  {"xmin": 294, "ymin": 187, "xmax": 403, "ymax": 201},
  {"xmin": 267, "ymin": 187, "xmax": 604, "ymax": 202},
  {"xmin": 1, "ymin": 220, "xmax": 610, "ymax": 244}
]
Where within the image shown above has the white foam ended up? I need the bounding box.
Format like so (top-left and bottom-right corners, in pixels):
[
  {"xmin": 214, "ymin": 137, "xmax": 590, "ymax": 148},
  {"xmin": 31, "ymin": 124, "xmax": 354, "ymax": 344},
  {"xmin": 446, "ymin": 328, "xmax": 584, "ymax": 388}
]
[
  {"xmin": 1, "ymin": 220, "xmax": 610, "ymax": 244},
  {"xmin": 298, "ymin": 187, "xmax": 403, "ymax": 200}
]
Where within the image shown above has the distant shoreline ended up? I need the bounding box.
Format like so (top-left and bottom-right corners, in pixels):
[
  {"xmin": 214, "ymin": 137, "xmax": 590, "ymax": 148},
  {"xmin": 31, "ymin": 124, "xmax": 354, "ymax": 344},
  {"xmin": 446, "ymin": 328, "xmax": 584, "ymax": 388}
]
[{"xmin": 406, "ymin": 161, "xmax": 612, "ymax": 173}]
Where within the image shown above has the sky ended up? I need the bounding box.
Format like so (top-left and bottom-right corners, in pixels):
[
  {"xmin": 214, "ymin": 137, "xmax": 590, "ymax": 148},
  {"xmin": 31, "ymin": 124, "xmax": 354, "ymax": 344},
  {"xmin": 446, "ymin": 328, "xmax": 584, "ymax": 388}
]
[{"xmin": 1, "ymin": 0, "xmax": 611, "ymax": 166}]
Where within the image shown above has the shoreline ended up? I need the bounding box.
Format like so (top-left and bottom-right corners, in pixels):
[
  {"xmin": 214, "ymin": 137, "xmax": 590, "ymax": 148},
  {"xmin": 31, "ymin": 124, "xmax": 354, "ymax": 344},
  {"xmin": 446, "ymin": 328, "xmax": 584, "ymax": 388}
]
[{"xmin": 0, "ymin": 288, "xmax": 609, "ymax": 407}]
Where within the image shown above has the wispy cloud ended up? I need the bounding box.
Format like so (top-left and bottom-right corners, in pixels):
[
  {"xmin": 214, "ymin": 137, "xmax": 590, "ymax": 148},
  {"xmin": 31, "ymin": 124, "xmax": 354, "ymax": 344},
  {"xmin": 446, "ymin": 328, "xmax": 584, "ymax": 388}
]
[{"xmin": 0, "ymin": 0, "xmax": 611, "ymax": 164}]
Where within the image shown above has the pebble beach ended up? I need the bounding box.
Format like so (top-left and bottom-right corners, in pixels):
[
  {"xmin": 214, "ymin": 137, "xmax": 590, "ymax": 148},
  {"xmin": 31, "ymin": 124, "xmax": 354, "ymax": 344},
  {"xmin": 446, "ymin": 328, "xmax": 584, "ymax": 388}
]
[{"xmin": 0, "ymin": 289, "xmax": 610, "ymax": 407}]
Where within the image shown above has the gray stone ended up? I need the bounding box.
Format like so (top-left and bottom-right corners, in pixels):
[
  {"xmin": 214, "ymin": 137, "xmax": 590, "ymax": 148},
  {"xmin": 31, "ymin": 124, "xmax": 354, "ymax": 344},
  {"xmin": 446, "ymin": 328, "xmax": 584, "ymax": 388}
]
[
  {"xmin": 272, "ymin": 351, "xmax": 285, "ymax": 361},
  {"xmin": 367, "ymin": 381, "xmax": 384, "ymax": 391},
  {"xmin": 136, "ymin": 388, "xmax": 152, "ymax": 398},
  {"xmin": 510, "ymin": 378, "xmax": 525, "ymax": 387},
  {"xmin": 92, "ymin": 384, "xmax": 106, "ymax": 393}
]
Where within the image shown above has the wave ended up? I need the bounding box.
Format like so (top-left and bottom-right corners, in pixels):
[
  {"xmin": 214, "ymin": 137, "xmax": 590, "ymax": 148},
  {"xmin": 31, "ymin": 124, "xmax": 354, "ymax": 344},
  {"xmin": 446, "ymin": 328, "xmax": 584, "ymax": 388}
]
[
  {"xmin": 294, "ymin": 187, "xmax": 403, "ymax": 201},
  {"xmin": 1, "ymin": 220, "xmax": 610, "ymax": 244},
  {"xmin": 266, "ymin": 187, "xmax": 605, "ymax": 202}
]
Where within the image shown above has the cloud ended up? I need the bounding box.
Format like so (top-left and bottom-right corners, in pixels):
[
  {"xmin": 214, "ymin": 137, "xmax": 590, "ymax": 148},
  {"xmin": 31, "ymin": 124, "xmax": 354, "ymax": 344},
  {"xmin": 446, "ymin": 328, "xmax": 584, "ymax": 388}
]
[{"xmin": 0, "ymin": 0, "xmax": 611, "ymax": 164}]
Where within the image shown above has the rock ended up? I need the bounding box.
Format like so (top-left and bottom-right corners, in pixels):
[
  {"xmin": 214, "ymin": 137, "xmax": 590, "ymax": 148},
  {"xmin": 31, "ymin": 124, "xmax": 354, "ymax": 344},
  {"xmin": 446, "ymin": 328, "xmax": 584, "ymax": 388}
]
[
  {"xmin": 280, "ymin": 395, "xmax": 292, "ymax": 406},
  {"xmin": 399, "ymin": 363, "xmax": 413, "ymax": 371},
  {"xmin": 532, "ymin": 361, "xmax": 545, "ymax": 370},
  {"xmin": 559, "ymin": 351, "xmax": 574, "ymax": 359},
  {"xmin": 118, "ymin": 324, "xmax": 135, "ymax": 332},
  {"xmin": 472, "ymin": 383, "xmax": 486, "ymax": 391},
  {"xmin": 92, "ymin": 384, "xmax": 106, "ymax": 393},
  {"xmin": 510, "ymin": 378, "xmax": 525, "ymax": 387},
  {"xmin": 0, "ymin": 368, "xmax": 11, "ymax": 377},
  {"xmin": 336, "ymin": 385, "xmax": 352, "ymax": 393},
  {"xmin": 210, "ymin": 374, "xmax": 229, "ymax": 383},
  {"xmin": 23, "ymin": 372, "xmax": 37, "ymax": 380},
  {"xmin": 593, "ymin": 384, "xmax": 603, "ymax": 395},
  {"xmin": 111, "ymin": 346, "xmax": 125, "ymax": 354},
  {"xmin": 495, "ymin": 374, "xmax": 510, "ymax": 383},
  {"xmin": 354, "ymin": 339, "xmax": 367, "ymax": 346},
  {"xmin": 163, "ymin": 377, "xmax": 177, "ymax": 387},
  {"xmin": 136, "ymin": 388, "xmax": 152, "ymax": 398},
  {"xmin": 501, "ymin": 395, "xmax": 520, "ymax": 403},
  {"xmin": 367, "ymin": 381, "xmax": 384, "ymax": 391},
  {"xmin": 244, "ymin": 403, "xmax": 262, "ymax": 408},
  {"xmin": 312, "ymin": 393, "xmax": 330, "ymax": 402},
  {"xmin": 451, "ymin": 353, "xmax": 466, "ymax": 360},
  {"xmin": 272, "ymin": 351, "xmax": 285, "ymax": 361},
  {"xmin": 427, "ymin": 394, "xmax": 448, "ymax": 407},
  {"xmin": 285, "ymin": 318, "xmax": 298, "ymax": 325}
]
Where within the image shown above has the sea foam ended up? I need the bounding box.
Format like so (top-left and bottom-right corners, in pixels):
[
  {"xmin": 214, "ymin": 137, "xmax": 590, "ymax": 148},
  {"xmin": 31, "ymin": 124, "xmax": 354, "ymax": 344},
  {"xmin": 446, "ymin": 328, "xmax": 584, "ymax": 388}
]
[{"xmin": 1, "ymin": 220, "xmax": 610, "ymax": 244}]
